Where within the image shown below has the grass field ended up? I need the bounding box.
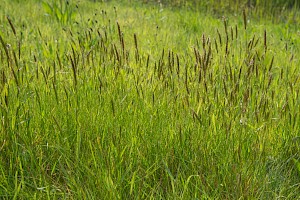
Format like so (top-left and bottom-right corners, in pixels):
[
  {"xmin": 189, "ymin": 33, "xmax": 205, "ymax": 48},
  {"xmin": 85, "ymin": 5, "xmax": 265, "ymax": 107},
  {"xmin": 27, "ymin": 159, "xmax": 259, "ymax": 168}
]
[{"xmin": 0, "ymin": 0, "xmax": 300, "ymax": 199}]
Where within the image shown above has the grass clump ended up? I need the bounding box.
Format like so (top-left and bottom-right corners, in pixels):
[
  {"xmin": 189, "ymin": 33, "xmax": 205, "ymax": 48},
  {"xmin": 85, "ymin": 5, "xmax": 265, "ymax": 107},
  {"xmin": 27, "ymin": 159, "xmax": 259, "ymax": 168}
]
[{"xmin": 0, "ymin": 0, "xmax": 300, "ymax": 199}]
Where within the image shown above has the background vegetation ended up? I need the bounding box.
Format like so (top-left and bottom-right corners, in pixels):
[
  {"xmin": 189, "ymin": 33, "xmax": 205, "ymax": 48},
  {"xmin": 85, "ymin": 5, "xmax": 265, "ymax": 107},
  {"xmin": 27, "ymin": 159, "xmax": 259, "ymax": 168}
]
[
  {"xmin": 142, "ymin": 0, "xmax": 299, "ymax": 9},
  {"xmin": 0, "ymin": 0, "xmax": 299, "ymax": 199}
]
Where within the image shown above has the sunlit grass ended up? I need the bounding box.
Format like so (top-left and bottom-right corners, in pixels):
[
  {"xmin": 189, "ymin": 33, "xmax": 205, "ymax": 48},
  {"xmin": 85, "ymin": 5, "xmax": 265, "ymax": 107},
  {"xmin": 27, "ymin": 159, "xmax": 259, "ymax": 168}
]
[{"xmin": 0, "ymin": 0, "xmax": 300, "ymax": 199}]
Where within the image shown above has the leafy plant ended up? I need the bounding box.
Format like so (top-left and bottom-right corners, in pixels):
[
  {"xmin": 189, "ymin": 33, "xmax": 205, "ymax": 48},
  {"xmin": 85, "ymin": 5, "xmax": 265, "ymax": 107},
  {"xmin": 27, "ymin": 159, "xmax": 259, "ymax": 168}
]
[{"xmin": 42, "ymin": 0, "xmax": 76, "ymax": 25}]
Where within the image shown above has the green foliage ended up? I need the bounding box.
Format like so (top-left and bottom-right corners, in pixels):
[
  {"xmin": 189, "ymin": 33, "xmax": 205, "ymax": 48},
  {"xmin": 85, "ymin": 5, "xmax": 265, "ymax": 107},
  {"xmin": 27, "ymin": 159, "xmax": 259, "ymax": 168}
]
[
  {"xmin": 142, "ymin": 0, "xmax": 299, "ymax": 9},
  {"xmin": 0, "ymin": 0, "xmax": 300, "ymax": 199},
  {"xmin": 140, "ymin": 0, "xmax": 299, "ymax": 20},
  {"xmin": 42, "ymin": 0, "xmax": 76, "ymax": 25}
]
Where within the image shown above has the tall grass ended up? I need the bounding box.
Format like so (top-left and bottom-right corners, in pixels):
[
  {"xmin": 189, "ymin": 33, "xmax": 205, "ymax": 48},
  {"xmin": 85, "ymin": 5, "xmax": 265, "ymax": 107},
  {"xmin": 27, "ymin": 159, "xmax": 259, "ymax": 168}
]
[{"xmin": 0, "ymin": 0, "xmax": 300, "ymax": 199}]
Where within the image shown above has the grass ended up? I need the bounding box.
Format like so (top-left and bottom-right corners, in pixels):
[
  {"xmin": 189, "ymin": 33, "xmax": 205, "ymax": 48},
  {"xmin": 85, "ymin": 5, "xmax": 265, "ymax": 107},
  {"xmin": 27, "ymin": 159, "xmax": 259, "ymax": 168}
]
[{"xmin": 0, "ymin": 0, "xmax": 300, "ymax": 199}]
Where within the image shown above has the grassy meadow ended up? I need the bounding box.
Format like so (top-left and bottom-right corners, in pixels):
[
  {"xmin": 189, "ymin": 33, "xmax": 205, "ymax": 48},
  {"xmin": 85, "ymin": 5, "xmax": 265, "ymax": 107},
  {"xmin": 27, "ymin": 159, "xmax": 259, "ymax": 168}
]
[{"xmin": 0, "ymin": 0, "xmax": 300, "ymax": 199}]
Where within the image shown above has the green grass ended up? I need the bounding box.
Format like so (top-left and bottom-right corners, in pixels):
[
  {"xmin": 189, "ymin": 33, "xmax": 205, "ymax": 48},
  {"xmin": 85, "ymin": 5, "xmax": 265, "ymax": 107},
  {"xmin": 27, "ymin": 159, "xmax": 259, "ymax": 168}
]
[{"xmin": 0, "ymin": 0, "xmax": 300, "ymax": 199}]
